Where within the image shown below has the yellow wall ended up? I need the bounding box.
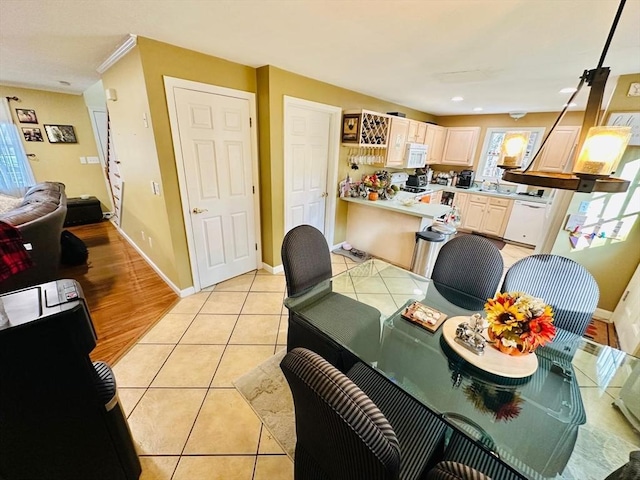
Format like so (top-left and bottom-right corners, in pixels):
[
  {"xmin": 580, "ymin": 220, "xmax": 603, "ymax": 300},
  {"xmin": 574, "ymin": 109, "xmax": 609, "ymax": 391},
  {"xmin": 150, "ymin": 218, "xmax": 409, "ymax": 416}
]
[
  {"xmin": 101, "ymin": 37, "xmax": 258, "ymax": 289},
  {"xmin": 0, "ymin": 85, "xmax": 110, "ymax": 206},
  {"xmin": 258, "ymin": 65, "xmax": 437, "ymax": 265},
  {"xmin": 549, "ymin": 73, "xmax": 640, "ymax": 311}
]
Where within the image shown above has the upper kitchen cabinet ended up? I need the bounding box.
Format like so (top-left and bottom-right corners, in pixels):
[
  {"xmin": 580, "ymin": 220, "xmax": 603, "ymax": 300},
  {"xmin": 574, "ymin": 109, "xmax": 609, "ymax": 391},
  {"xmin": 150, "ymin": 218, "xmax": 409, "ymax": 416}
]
[
  {"xmin": 424, "ymin": 124, "xmax": 447, "ymax": 164},
  {"xmin": 385, "ymin": 116, "xmax": 411, "ymax": 167},
  {"xmin": 441, "ymin": 127, "xmax": 481, "ymax": 166},
  {"xmin": 342, "ymin": 110, "xmax": 391, "ymax": 147},
  {"xmin": 407, "ymin": 120, "xmax": 427, "ymax": 144},
  {"xmin": 534, "ymin": 126, "xmax": 581, "ymax": 173}
]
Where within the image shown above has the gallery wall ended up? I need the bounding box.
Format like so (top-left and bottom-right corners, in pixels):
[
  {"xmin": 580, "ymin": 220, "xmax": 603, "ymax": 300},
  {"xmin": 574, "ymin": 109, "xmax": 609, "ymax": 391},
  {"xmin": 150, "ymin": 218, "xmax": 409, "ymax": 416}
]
[{"xmin": 0, "ymin": 85, "xmax": 110, "ymax": 206}]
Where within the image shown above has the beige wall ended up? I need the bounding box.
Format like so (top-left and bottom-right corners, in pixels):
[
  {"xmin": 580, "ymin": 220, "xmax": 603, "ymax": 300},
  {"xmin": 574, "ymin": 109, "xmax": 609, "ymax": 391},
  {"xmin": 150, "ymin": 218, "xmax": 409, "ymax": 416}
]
[
  {"xmin": 258, "ymin": 65, "xmax": 437, "ymax": 265},
  {"xmin": 0, "ymin": 85, "xmax": 110, "ymax": 206},
  {"xmin": 101, "ymin": 37, "xmax": 258, "ymax": 289}
]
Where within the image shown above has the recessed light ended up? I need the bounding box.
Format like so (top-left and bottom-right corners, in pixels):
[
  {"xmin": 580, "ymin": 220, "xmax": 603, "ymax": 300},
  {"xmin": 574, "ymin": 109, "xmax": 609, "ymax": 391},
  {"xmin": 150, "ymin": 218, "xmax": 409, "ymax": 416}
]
[
  {"xmin": 473, "ymin": 107, "xmax": 483, "ymax": 112},
  {"xmin": 560, "ymin": 87, "xmax": 577, "ymax": 94},
  {"xmin": 58, "ymin": 81, "xmax": 71, "ymax": 86},
  {"xmin": 563, "ymin": 102, "xmax": 577, "ymax": 107},
  {"xmin": 451, "ymin": 96, "xmax": 464, "ymax": 102}
]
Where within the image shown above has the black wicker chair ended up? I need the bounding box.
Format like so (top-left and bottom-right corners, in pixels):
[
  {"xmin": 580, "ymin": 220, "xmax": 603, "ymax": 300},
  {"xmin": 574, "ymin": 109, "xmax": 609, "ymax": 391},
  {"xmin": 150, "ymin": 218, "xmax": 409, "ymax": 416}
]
[
  {"xmin": 281, "ymin": 225, "xmax": 381, "ymax": 371},
  {"xmin": 281, "ymin": 348, "xmax": 488, "ymax": 480},
  {"xmin": 501, "ymin": 254, "xmax": 599, "ymax": 336},
  {"xmin": 430, "ymin": 234, "xmax": 504, "ymax": 301}
]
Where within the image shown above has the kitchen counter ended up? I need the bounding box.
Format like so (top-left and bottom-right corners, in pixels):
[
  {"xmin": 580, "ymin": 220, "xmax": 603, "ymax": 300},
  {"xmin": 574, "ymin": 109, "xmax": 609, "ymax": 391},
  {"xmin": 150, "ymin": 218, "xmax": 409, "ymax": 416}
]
[
  {"xmin": 341, "ymin": 196, "xmax": 451, "ymax": 218},
  {"xmin": 341, "ymin": 196, "xmax": 451, "ymax": 270},
  {"xmin": 429, "ymin": 185, "xmax": 550, "ymax": 204}
]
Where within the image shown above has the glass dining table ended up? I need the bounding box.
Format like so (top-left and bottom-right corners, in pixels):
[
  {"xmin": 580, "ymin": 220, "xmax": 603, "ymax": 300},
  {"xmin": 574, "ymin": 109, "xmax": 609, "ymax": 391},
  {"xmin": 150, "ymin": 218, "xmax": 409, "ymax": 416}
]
[{"xmin": 284, "ymin": 259, "xmax": 640, "ymax": 480}]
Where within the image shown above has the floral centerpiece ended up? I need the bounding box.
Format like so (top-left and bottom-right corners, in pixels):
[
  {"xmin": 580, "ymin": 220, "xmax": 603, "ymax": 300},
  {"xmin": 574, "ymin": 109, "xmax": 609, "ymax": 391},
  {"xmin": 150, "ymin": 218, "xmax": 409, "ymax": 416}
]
[{"xmin": 484, "ymin": 292, "xmax": 556, "ymax": 356}]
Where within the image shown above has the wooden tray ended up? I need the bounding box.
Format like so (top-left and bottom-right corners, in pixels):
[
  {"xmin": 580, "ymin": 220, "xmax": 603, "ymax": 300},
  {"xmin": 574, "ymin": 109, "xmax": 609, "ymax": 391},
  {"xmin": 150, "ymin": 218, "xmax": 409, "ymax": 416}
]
[{"xmin": 400, "ymin": 301, "xmax": 447, "ymax": 332}]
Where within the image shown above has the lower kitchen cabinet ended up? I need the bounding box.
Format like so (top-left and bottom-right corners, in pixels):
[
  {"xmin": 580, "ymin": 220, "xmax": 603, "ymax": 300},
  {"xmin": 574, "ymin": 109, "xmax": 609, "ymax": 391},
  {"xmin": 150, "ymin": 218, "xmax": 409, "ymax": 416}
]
[{"xmin": 461, "ymin": 194, "xmax": 513, "ymax": 237}]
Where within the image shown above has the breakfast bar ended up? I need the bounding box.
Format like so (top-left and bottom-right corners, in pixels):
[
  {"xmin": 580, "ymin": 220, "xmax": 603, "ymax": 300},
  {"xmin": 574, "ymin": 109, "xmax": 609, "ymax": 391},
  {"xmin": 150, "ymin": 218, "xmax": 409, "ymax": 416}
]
[{"xmin": 341, "ymin": 196, "xmax": 451, "ymax": 269}]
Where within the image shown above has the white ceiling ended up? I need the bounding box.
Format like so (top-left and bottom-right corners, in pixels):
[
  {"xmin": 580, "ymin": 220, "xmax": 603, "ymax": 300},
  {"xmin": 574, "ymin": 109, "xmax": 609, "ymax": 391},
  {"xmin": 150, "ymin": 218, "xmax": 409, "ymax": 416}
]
[{"xmin": 1, "ymin": 0, "xmax": 639, "ymax": 116}]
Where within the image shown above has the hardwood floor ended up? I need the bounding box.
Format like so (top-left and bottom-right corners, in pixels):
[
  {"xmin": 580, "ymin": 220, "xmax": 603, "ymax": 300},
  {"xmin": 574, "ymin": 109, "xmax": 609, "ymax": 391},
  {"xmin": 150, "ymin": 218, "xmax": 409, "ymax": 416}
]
[{"xmin": 60, "ymin": 221, "xmax": 178, "ymax": 364}]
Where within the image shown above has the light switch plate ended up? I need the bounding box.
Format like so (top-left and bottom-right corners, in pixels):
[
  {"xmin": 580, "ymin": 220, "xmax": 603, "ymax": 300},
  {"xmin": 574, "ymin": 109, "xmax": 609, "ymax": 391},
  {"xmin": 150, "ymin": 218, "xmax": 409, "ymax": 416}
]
[
  {"xmin": 86, "ymin": 156, "xmax": 100, "ymax": 164},
  {"xmin": 578, "ymin": 201, "xmax": 589, "ymax": 214}
]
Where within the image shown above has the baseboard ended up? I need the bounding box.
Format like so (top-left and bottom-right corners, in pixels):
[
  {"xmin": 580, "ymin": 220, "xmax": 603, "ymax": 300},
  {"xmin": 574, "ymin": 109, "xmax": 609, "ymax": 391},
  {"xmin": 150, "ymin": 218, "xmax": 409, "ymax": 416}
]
[
  {"xmin": 261, "ymin": 262, "xmax": 284, "ymax": 275},
  {"xmin": 113, "ymin": 222, "xmax": 192, "ymax": 297},
  {"xmin": 593, "ymin": 308, "xmax": 613, "ymax": 322}
]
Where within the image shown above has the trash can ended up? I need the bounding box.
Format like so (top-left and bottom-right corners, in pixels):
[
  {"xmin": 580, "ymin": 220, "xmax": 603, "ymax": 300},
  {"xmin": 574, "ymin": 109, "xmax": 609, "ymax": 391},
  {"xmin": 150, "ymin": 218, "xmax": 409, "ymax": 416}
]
[
  {"xmin": 428, "ymin": 222, "xmax": 457, "ymax": 243},
  {"xmin": 410, "ymin": 230, "xmax": 445, "ymax": 278}
]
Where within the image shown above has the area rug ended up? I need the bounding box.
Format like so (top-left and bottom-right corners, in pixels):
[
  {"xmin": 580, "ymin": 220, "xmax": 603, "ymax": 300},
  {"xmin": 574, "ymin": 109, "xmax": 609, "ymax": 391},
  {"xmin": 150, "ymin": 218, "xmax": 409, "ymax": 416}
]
[
  {"xmin": 233, "ymin": 349, "xmax": 296, "ymax": 459},
  {"xmin": 584, "ymin": 318, "xmax": 620, "ymax": 349}
]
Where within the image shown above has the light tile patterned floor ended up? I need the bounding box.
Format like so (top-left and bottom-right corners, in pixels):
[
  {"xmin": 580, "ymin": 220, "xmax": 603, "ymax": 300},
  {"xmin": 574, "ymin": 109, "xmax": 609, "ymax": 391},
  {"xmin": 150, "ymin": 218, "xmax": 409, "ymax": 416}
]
[{"xmin": 114, "ymin": 246, "xmax": 530, "ymax": 480}]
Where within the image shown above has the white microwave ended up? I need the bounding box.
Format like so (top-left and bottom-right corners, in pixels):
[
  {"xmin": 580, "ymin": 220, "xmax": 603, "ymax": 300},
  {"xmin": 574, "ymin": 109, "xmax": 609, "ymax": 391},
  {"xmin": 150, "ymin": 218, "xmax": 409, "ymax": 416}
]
[{"xmin": 404, "ymin": 143, "xmax": 428, "ymax": 169}]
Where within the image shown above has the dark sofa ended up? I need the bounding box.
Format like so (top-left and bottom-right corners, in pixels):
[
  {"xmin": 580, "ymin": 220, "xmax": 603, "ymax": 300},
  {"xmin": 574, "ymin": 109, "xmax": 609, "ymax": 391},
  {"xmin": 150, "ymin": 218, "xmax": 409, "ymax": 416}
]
[{"xmin": 0, "ymin": 182, "xmax": 67, "ymax": 293}]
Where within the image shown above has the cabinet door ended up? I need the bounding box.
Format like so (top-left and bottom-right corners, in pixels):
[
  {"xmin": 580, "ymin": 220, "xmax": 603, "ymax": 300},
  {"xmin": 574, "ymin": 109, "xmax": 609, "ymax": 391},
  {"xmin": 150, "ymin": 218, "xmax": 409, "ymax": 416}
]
[
  {"xmin": 425, "ymin": 125, "xmax": 446, "ymax": 164},
  {"xmin": 535, "ymin": 126, "xmax": 581, "ymax": 173},
  {"xmin": 385, "ymin": 117, "xmax": 410, "ymax": 167},
  {"xmin": 441, "ymin": 127, "xmax": 480, "ymax": 166},
  {"xmin": 481, "ymin": 198, "xmax": 513, "ymax": 237},
  {"xmin": 463, "ymin": 200, "xmax": 486, "ymax": 230},
  {"xmin": 407, "ymin": 120, "xmax": 419, "ymax": 143},
  {"xmin": 415, "ymin": 122, "xmax": 427, "ymax": 144}
]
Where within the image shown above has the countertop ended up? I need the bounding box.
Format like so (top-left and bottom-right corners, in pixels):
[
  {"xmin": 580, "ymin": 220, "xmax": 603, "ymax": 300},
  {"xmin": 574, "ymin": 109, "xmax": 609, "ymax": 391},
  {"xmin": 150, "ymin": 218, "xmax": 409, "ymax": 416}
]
[
  {"xmin": 429, "ymin": 185, "xmax": 551, "ymax": 204},
  {"xmin": 341, "ymin": 196, "xmax": 451, "ymax": 218}
]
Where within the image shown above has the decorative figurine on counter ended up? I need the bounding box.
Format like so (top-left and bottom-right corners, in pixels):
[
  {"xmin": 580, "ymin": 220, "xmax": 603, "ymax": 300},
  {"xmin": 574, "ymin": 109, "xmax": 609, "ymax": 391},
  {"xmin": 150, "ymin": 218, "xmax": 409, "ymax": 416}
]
[{"xmin": 454, "ymin": 313, "xmax": 487, "ymax": 356}]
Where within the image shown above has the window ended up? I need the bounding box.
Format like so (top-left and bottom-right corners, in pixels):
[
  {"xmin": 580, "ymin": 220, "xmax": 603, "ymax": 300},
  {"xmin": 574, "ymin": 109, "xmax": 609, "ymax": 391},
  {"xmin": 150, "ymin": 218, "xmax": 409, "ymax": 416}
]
[
  {"xmin": 477, "ymin": 127, "xmax": 546, "ymax": 181},
  {"xmin": 0, "ymin": 99, "xmax": 34, "ymax": 196}
]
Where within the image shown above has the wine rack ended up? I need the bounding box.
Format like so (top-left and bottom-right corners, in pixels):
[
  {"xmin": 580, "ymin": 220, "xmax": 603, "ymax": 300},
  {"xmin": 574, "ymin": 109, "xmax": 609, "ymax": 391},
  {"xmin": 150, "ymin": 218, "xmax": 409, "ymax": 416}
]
[{"xmin": 342, "ymin": 110, "xmax": 391, "ymax": 148}]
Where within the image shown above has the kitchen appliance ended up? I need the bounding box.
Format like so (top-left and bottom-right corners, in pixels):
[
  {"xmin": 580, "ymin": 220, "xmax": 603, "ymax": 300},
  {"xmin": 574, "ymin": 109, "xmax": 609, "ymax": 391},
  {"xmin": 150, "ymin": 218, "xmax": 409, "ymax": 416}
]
[
  {"xmin": 456, "ymin": 170, "xmax": 475, "ymax": 189},
  {"xmin": 503, "ymin": 200, "xmax": 547, "ymax": 246},
  {"xmin": 407, "ymin": 173, "xmax": 428, "ymax": 187},
  {"xmin": 0, "ymin": 279, "xmax": 142, "ymax": 480},
  {"xmin": 403, "ymin": 143, "xmax": 428, "ymax": 169}
]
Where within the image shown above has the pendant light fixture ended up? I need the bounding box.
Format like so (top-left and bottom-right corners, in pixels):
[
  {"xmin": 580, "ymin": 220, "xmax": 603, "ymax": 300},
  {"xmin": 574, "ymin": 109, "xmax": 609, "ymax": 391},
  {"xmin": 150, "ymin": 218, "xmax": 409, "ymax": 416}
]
[{"xmin": 502, "ymin": 0, "xmax": 633, "ymax": 194}]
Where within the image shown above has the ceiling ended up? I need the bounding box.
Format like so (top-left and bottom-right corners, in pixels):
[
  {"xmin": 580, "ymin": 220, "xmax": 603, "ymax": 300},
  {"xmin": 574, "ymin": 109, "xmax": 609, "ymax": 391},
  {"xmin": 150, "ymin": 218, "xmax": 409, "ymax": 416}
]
[{"xmin": 1, "ymin": 0, "xmax": 639, "ymax": 116}]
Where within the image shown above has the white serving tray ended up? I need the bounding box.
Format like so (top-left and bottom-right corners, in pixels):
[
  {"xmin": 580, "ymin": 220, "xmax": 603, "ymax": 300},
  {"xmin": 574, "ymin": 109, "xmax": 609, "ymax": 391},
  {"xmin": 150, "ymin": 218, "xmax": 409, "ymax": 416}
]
[{"xmin": 442, "ymin": 316, "xmax": 538, "ymax": 378}]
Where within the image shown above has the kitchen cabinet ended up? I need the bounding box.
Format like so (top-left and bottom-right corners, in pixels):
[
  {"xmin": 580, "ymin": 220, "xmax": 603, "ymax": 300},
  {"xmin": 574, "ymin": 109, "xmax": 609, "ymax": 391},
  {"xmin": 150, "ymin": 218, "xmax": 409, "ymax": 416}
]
[
  {"xmin": 462, "ymin": 194, "xmax": 513, "ymax": 237},
  {"xmin": 408, "ymin": 120, "xmax": 427, "ymax": 144},
  {"xmin": 385, "ymin": 117, "xmax": 410, "ymax": 167},
  {"xmin": 441, "ymin": 127, "xmax": 481, "ymax": 166},
  {"xmin": 452, "ymin": 191, "xmax": 469, "ymax": 222},
  {"xmin": 424, "ymin": 124, "xmax": 447, "ymax": 164},
  {"xmin": 342, "ymin": 110, "xmax": 391, "ymax": 147},
  {"xmin": 534, "ymin": 126, "xmax": 581, "ymax": 173}
]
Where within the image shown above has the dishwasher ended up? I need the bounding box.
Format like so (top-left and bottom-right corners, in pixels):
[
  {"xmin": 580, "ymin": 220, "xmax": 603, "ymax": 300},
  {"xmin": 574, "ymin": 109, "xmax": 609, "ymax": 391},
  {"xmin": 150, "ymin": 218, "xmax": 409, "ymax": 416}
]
[{"xmin": 503, "ymin": 200, "xmax": 547, "ymax": 246}]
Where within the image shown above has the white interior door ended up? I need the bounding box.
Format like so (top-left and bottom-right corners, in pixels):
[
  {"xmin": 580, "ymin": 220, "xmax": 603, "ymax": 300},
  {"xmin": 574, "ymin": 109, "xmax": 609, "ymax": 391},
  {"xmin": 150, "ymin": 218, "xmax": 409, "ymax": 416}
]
[
  {"xmin": 284, "ymin": 100, "xmax": 334, "ymax": 235},
  {"xmin": 173, "ymin": 87, "xmax": 258, "ymax": 288},
  {"xmin": 613, "ymin": 262, "xmax": 640, "ymax": 356}
]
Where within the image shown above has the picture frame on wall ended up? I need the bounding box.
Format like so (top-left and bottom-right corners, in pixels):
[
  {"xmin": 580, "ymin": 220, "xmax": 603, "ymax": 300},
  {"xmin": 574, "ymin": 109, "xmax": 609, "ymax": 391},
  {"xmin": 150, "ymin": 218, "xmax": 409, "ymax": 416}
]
[
  {"xmin": 44, "ymin": 124, "xmax": 77, "ymax": 143},
  {"xmin": 15, "ymin": 108, "xmax": 38, "ymax": 124},
  {"xmin": 342, "ymin": 113, "xmax": 361, "ymax": 143},
  {"xmin": 22, "ymin": 127, "xmax": 44, "ymax": 142}
]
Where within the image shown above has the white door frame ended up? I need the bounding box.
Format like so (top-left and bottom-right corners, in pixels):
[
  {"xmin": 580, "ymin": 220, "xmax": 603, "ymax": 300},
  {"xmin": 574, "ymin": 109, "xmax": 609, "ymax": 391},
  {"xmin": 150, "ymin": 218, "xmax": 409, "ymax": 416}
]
[
  {"xmin": 283, "ymin": 95, "xmax": 342, "ymax": 246},
  {"xmin": 164, "ymin": 76, "xmax": 262, "ymax": 292},
  {"xmin": 87, "ymin": 106, "xmax": 115, "ymax": 211}
]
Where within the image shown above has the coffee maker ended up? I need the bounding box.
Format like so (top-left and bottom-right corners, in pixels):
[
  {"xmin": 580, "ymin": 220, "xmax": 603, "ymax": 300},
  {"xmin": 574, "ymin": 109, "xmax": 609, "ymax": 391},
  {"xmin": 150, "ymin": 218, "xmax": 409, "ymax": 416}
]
[{"xmin": 456, "ymin": 170, "xmax": 475, "ymax": 189}]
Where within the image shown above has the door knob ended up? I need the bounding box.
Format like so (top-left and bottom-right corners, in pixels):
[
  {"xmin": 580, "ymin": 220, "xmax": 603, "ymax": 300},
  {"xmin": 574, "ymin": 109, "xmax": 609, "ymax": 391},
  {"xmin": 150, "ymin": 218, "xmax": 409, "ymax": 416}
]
[{"xmin": 192, "ymin": 207, "xmax": 208, "ymax": 214}]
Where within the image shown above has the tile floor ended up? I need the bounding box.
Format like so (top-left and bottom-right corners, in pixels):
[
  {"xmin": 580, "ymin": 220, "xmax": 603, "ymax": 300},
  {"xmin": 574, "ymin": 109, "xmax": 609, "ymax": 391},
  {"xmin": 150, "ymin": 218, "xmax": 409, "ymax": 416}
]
[{"xmin": 114, "ymin": 244, "xmax": 533, "ymax": 480}]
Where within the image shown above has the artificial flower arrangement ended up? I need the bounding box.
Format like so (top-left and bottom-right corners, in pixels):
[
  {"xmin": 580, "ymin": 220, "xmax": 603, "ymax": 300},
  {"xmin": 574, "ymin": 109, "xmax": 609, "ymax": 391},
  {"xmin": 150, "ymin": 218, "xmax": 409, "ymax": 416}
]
[
  {"xmin": 484, "ymin": 291, "xmax": 556, "ymax": 356},
  {"xmin": 464, "ymin": 381, "xmax": 523, "ymax": 422}
]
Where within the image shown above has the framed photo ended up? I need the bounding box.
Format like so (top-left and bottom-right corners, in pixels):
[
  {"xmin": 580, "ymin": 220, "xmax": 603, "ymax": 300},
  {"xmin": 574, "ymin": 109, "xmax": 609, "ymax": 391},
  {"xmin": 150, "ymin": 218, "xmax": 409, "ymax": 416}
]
[
  {"xmin": 15, "ymin": 108, "xmax": 38, "ymax": 124},
  {"xmin": 44, "ymin": 124, "xmax": 77, "ymax": 143},
  {"xmin": 22, "ymin": 127, "xmax": 44, "ymax": 142},
  {"xmin": 342, "ymin": 113, "xmax": 361, "ymax": 143}
]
